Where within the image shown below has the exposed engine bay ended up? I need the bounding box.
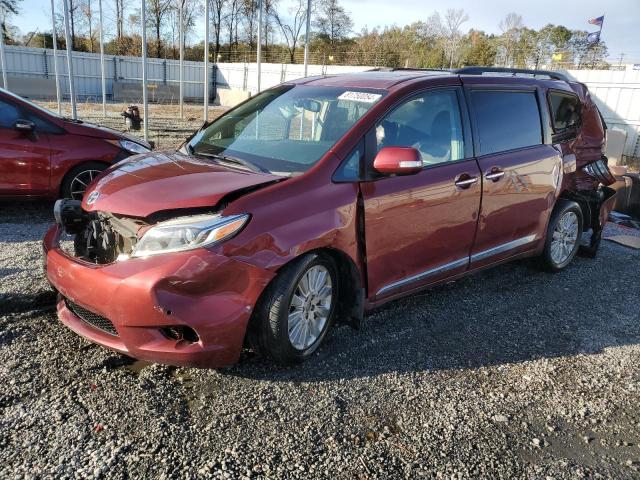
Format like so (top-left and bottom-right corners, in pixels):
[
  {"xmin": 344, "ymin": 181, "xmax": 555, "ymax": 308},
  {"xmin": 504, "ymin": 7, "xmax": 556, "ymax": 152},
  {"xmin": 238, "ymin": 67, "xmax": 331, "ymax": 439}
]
[{"xmin": 54, "ymin": 200, "xmax": 146, "ymax": 264}]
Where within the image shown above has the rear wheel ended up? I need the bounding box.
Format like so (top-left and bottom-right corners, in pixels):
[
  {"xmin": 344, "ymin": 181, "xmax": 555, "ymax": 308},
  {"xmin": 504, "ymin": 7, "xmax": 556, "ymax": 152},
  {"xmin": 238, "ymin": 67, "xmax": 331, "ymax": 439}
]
[
  {"xmin": 250, "ymin": 253, "xmax": 338, "ymax": 364},
  {"xmin": 539, "ymin": 200, "xmax": 583, "ymax": 272},
  {"xmin": 61, "ymin": 162, "xmax": 107, "ymax": 200}
]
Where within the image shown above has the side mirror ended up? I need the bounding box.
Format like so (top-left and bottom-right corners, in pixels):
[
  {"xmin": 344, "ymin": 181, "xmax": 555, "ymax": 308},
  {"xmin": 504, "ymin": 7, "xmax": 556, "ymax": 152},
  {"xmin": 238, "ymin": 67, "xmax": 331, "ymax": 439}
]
[
  {"xmin": 14, "ymin": 119, "xmax": 36, "ymax": 132},
  {"xmin": 373, "ymin": 147, "xmax": 423, "ymax": 176}
]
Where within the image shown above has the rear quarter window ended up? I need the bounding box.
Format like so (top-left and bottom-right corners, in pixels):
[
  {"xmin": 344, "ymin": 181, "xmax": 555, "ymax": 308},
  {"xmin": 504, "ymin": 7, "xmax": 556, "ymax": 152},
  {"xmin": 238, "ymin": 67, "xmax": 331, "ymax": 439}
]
[
  {"xmin": 471, "ymin": 90, "xmax": 543, "ymax": 156},
  {"xmin": 548, "ymin": 91, "xmax": 581, "ymax": 133}
]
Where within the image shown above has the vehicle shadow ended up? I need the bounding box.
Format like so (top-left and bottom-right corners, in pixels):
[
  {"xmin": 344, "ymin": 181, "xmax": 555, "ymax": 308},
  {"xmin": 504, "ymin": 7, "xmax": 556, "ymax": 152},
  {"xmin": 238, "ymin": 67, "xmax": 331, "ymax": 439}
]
[
  {"xmin": 224, "ymin": 240, "xmax": 640, "ymax": 382},
  {"xmin": 0, "ymin": 200, "xmax": 54, "ymax": 225}
]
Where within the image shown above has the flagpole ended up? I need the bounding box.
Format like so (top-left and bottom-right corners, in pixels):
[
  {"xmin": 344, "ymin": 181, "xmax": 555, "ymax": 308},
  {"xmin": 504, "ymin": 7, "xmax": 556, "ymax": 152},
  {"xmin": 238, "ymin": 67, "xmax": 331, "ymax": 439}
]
[{"xmin": 594, "ymin": 16, "xmax": 604, "ymax": 68}]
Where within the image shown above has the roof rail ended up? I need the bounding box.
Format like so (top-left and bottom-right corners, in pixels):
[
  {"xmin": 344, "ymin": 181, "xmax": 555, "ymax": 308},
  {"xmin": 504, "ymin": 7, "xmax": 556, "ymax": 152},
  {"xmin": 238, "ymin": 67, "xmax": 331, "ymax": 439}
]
[
  {"xmin": 368, "ymin": 67, "xmax": 453, "ymax": 74},
  {"xmin": 455, "ymin": 67, "xmax": 569, "ymax": 82}
]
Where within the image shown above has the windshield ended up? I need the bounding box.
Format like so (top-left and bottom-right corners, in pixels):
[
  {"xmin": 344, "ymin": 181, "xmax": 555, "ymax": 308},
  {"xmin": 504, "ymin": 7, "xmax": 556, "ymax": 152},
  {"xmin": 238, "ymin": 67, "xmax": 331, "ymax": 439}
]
[
  {"xmin": 1, "ymin": 87, "xmax": 63, "ymax": 119},
  {"xmin": 188, "ymin": 85, "xmax": 385, "ymax": 174}
]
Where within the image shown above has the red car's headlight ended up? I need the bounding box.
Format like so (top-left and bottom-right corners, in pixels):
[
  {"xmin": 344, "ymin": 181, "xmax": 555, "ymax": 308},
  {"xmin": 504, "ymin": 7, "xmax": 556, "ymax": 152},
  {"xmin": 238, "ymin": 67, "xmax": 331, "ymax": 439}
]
[{"xmin": 130, "ymin": 214, "xmax": 249, "ymax": 258}]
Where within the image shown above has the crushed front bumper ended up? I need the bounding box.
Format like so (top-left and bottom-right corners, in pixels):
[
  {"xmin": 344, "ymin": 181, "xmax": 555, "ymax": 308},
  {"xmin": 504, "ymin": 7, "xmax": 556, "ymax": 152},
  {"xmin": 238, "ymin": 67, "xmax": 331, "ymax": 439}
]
[{"xmin": 43, "ymin": 225, "xmax": 274, "ymax": 368}]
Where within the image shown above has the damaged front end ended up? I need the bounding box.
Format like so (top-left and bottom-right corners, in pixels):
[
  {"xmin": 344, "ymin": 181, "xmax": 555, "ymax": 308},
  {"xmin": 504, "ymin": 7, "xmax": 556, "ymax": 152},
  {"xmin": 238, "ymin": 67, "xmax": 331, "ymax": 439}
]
[
  {"xmin": 54, "ymin": 199, "xmax": 145, "ymax": 264},
  {"xmin": 53, "ymin": 200, "xmax": 250, "ymax": 265}
]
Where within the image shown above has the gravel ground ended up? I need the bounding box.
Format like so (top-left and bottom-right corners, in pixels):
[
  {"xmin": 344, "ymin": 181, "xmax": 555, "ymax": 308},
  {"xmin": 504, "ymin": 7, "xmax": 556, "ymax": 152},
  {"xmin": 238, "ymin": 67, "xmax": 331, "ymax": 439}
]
[{"xmin": 1, "ymin": 202, "xmax": 639, "ymax": 479}]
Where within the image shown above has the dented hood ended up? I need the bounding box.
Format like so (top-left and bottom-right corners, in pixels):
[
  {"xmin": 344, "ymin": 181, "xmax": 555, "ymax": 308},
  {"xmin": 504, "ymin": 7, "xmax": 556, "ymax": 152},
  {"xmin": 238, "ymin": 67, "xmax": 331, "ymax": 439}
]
[{"xmin": 82, "ymin": 150, "xmax": 282, "ymax": 217}]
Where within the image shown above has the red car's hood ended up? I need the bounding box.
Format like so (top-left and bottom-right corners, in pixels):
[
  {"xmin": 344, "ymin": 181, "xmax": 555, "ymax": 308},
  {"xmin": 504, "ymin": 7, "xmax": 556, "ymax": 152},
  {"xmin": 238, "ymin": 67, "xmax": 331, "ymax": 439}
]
[{"xmin": 82, "ymin": 150, "xmax": 283, "ymax": 217}]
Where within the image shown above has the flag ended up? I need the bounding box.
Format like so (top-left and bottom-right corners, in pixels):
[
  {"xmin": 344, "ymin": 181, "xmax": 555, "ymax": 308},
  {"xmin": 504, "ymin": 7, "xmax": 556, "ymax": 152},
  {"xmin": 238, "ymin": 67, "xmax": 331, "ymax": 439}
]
[
  {"xmin": 587, "ymin": 31, "xmax": 601, "ymax": 44},
  {"xmin": 588, "ymin": 15, "xmax": 604, "ymax": 27}
]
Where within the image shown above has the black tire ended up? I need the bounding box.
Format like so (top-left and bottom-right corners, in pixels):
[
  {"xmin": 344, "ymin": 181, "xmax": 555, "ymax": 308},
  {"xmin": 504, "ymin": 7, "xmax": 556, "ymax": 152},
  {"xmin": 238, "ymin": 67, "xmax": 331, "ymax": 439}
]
[
  {"xmin": 249, "ymin": 253, "xmax": 339, "ymax": 364},
  {"xmin": 60, "ymin": 162, "xmax": 108, "ymax": 199},
  {"xmin": 538, "ymin": 200, "xmax": 584, "ymax": 272}
]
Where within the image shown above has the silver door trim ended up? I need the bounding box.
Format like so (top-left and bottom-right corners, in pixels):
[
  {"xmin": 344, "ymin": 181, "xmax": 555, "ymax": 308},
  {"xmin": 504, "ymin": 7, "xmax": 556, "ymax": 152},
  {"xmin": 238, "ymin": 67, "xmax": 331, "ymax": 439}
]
[
  {"xmin": 470, "ymin": 234, "xmax": 537, "ymax": 263},
  {"xmin": 376, "ymin": 257, "xmax": 468, "ymax": 297},
  {"xmin": 375, "ymin": 234, "xmax": 537, "ymax": 298}
]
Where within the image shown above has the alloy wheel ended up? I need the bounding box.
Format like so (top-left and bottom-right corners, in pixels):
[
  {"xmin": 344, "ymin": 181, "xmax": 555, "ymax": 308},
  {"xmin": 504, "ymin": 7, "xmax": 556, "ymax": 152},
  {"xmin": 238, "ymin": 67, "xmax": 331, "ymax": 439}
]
[
  {"xmin": 69, "ymin": 169, "xmax": 102, "ymax": 200},
  {"xmin": 550, "ymin": 211, "xmax": 579, "ymax": 265},
  {"xmin": 287, "ymin": 265, "xmax": 333, "ymax": 350}
]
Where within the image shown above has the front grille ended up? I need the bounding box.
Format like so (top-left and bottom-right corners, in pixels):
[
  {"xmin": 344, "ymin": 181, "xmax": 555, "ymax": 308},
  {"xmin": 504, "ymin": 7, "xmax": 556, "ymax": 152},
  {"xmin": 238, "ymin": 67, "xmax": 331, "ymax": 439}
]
[{"xmin": 64, "ymin": 298, "xmax": 118, "ymax": 336}]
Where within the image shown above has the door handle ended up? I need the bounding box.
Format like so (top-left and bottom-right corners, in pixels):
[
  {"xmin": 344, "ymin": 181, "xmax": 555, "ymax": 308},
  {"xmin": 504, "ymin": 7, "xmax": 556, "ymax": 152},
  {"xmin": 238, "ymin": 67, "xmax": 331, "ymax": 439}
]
[
  {"xmin": 485, "ymin": 168, "xmax": 505, "ymax": 182},
  {"xmin": 454, "ymin": 175, "xmax": 478, "ymax": 189}
]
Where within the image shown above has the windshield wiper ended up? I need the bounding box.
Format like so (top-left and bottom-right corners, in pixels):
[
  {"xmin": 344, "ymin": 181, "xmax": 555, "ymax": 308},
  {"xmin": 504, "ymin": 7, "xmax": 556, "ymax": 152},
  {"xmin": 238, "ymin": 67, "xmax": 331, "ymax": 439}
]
[{"xmin": 194, "ymin": 151, "xmax": 269, "ymax": 173}]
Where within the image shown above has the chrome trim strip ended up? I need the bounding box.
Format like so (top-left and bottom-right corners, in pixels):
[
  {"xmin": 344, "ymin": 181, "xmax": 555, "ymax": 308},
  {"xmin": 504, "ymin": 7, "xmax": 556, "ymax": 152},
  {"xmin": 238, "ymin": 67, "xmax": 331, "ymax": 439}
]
[
  {"xmin": 375, "ymin": 234, "xmax": 538, "ymax": 298},
  {"xmin": 376, "ymin": 257, "xmax": 468, "ymax": 297},
  {"xmin": 470, "ymin": 234, "xmax": 537, "ymax": 263}
]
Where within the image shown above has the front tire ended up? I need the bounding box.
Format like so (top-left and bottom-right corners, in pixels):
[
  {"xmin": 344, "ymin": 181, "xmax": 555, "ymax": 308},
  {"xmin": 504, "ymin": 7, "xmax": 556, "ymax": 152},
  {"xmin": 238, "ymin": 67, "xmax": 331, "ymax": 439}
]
[
  {"xmin": 539, "ymin": 200, "xmax": 583, "ymax": 272},
  {"xmin": 249, "ymin": 253, "xmax": 338, "ymax": 364},
  {"xmin": 61, "ymin": 162, "xmax": 107, "ymax": 200}
]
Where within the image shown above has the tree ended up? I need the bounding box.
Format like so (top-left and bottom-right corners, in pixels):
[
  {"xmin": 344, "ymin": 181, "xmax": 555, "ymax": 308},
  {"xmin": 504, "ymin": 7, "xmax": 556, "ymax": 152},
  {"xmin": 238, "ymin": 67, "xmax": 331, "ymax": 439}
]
[
  {"xmin": 461, "ymin": 30, "xmax": 497, "ymax": 66},
  {"xmin": 0, "ymin": 0, "xmax": 20, "ymax": 42},
  {"xmin": 210, "ymin": 0, "xmax": 226, "ymax": 59},
  {"xmin": 533, "ymin": 24, "xmax": 572, "ymax": 68},
  {"xmin": 443, "ymin": 8, "xmax": 469, "ymax": 68},
  {"xmin": 64, "ymin": 0, "xmax": 82, "ymax": 50},
  {"xmin": 167, "ymin": 0, "xmax": 201, "ymax": 58},
  {"xmin": 240, "ymin": 0, "xmax": 257, "ymax": 51},
  {"xmin": 147, "ymin": 0, "xmax": 172, "ymax": 57},
  {"xmin": 498, "ymin": 12, "xmax": 523, "ymax": 67},
  {"xmin": 272, "ymin": 0, "xmax": 308, "ymax": 63},
  {"xmin": 314, "ymin": 0, "xmax": 353, "ymax": 49},
  {"xmin": 79, "ymin": 0, "xmax": 96, "ymax": 52}
]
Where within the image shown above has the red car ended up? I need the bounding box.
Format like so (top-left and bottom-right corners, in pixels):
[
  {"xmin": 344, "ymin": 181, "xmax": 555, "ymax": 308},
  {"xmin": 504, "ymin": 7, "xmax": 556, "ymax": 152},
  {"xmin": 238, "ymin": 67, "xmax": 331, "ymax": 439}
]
[
  {"xmin": 0, "ymin": 88, "xmax": 151, "ymax": 199},
  {"xmin": 43, "ymin": 68, "xmax": 616, "ymax": 368}
]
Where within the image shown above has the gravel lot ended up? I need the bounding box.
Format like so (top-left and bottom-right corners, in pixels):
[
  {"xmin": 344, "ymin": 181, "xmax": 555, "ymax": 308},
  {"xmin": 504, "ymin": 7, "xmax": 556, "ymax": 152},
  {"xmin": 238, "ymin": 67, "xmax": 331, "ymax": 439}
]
[{"xmin": 1, "ymin": 201, "xmax": 639, "ymax": 479}]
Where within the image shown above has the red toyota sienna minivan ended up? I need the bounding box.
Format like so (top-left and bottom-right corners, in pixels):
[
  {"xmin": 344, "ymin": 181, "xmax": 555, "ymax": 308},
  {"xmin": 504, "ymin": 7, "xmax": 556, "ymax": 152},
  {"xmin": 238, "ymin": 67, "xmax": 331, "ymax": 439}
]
[
  {"xmin": 0, "ymin": 88, "xmax": 151, "ymax": 199},
  {"xmin": 43, "ymin": 68, "xmax": 616, "ymax": 368}
]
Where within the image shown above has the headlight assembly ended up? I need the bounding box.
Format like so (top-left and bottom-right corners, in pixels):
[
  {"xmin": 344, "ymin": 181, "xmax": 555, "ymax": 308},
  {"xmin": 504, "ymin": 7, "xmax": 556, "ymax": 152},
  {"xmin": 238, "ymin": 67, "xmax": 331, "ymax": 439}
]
[
  {"xmin": 108, "ymin": 139, "xmax": 151, "ymax": 154},
  {"xmin": 131, "ymin": 213, "xmax": 249, "ymax": 258}
]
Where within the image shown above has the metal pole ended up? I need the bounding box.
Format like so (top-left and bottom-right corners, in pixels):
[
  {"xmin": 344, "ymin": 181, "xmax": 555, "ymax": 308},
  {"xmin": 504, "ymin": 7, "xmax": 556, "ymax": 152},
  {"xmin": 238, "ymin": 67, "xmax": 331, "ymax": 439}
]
[
  {"xmin": 257, "ymin": 0, "xmax": 263, "ymax": 92},
  {"xmin": 98, "ymin": 0, "xmax": 106, "ymax": 116},
  {"xmin": 203, "ymin": 0, "xmax": 209, "ymax": 121},
  {"xmin": 62, "ymin": 0, "xmax": 77, "ymax": 119},
  {"xmin": 179, "ymin": 0, "xmax": 184, "ymax": 119},
  {"xmin": 141, "ymin": 0, "xmax": 149, "ymax": 141},
  {"xmin": 50, "ymin": 0, "xmax": 61, "ymax": 113},
  {"xmin": 303, "ymin": 0, "xmax": 311, "ymax": 77},
  {"xmin": 0, "ymin": 13, "xmax": 7, "ymax": 90}
]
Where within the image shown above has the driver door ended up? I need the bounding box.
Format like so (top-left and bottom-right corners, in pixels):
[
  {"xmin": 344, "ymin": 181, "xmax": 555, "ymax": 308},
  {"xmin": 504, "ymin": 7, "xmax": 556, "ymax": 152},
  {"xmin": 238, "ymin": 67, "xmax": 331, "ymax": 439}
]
[
  {"xmin": 0, "ymin": 98, "xmax": 51, "ymax": 195},
  {"xmin": 360, "ymin": 88, "xmax": 481, "ymax": 300}
]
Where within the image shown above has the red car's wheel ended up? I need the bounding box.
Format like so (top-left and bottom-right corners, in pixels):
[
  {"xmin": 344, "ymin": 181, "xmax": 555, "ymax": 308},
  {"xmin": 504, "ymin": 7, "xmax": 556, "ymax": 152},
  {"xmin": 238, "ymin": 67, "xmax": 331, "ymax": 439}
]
[
  {"xmin": 61, "ymin": 162, "xmax": 107, "ymax": 200},
  {"xmin": 249, "ymin": 253, "xmax": 338, "ymax": 364}
]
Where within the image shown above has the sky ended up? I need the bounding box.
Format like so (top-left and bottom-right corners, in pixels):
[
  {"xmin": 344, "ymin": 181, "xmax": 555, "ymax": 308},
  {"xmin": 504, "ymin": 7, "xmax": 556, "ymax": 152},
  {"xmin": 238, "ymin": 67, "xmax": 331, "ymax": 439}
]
[{"xmin": 9, "ymin": 0, "xmax": 640, "ymax": 62}]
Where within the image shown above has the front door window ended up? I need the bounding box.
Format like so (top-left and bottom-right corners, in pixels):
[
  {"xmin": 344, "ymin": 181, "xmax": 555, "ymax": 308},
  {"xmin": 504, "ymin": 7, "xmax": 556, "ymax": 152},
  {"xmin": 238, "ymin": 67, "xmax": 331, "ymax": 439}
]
[{"xmin": 375, "ymin": 90, "xmax": 465, "ymax": 166}]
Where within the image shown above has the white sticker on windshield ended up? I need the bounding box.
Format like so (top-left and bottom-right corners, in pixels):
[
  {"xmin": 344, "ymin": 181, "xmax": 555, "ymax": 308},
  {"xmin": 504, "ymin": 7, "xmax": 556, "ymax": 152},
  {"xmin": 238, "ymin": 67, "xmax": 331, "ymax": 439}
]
[{"xmin": 338, "ymin": 91, "xmax": 382, "ymax": 103}]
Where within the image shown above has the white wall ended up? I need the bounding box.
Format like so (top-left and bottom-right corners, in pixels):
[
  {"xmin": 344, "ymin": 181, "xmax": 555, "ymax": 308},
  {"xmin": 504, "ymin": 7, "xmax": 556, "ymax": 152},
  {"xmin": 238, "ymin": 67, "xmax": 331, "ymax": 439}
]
[
  {"xmin": 2, "ymin": 45, "xmax": 638, "ymax": 156},
  {"xmin": 0, "ymin": 44, "xmax": 367, "ymax": 101},
  {"xmin": 565, "ymin": 69, "xmax": 640, "ymax": 158}
]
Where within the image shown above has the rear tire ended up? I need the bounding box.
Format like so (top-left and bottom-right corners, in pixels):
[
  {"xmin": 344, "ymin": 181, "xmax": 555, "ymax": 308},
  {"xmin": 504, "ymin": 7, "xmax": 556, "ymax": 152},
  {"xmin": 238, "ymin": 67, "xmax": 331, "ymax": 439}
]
[
  {"xmin": 61, "ymin": 162, "xmax": 108, "ymax": 200},
  {"xmin": 538, "ymin": 200, "xmax": 583, "ymax": 272},
  {"xmin": 249, "ymin": 253, "xmax": 338, "ymax": 364}
]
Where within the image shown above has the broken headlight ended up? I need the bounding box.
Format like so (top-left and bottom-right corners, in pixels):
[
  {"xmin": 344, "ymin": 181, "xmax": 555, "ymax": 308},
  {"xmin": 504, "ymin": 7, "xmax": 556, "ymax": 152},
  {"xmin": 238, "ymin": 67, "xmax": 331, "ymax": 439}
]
[{"xmin": 131, "ymin": 213, "xmax": 249, "ymax": 258}]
